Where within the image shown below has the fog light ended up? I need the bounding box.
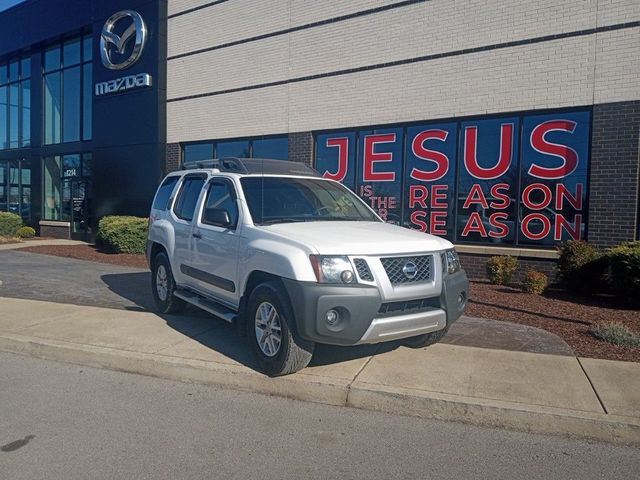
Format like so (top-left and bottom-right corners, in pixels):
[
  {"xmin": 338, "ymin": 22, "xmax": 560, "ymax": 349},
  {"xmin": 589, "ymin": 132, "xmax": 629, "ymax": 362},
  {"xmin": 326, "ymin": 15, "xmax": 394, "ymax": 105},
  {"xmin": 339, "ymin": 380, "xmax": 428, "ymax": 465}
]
[
  {"xmin": 458, "ymin": 292, "xmax": 467, "ymax": 308},
  {"xmin": 340, "ymin": 270, "xmax": 355, "ymax": 283},
  {"xmin": 326, "ymin": 309, "xmax": 339, "ymax": 326}
]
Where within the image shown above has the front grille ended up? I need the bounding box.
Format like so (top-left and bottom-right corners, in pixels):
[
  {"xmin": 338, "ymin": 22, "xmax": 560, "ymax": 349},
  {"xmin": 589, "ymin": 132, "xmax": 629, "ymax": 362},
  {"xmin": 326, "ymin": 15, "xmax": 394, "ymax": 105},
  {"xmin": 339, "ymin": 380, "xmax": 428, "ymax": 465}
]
[
  {"xmin": 353, "ymin": 258, "xmax": 374, "ymax": 281},
  {"xmin": 377, "ymin": 296, "xmax": 441, "ymax": 317},
  {"xmin": 380, "ymin": 255, "xmax": 434, "ymax": 285}
]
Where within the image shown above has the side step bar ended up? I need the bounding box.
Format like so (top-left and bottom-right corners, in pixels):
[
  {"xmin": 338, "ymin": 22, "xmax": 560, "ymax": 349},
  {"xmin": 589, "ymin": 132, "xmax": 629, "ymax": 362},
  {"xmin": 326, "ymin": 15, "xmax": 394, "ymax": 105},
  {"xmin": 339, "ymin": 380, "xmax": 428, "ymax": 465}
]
[{"xmin": 174, "ymin": 289, "xmax": 237, "ymax": 324}]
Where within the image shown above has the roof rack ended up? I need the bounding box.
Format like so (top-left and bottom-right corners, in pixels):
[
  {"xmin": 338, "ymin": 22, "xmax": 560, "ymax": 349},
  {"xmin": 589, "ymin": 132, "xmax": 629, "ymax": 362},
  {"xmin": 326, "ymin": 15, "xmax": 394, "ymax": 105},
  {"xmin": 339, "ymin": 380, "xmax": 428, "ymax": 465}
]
[{"xmin": 182, "ymin": 157, "xmax": 320, "ymax": 177}]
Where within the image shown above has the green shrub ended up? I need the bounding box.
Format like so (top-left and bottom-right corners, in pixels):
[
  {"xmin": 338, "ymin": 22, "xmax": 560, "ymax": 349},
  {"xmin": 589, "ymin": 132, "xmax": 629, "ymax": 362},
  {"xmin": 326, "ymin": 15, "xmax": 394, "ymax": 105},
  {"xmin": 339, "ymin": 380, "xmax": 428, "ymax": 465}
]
[
  {"xmin": 97, "ymin": 216, "xmax": 148, "ymax": 254},
  {"xmin": 486, "ymin": 255, "xmax": 518, "ymax": 285},
  {"xmin": 591, "ymin": 322, "xmax": 640, "ymax": 348},
  {"xmin": 607, "ymin": 241, "xmax": 640, "ymax": 304},
  {"xmin": 16, "ymin": 226, "xmax": 36, "ymax": 238},
  {"xmin": 0, "ymin": 212, "xmax": 23, "ymax": 237},
  {"xmin": 556, "ymin": 240, "xmax": 606, "ymax": 293},
  {"xmin": 522, "ymin": 270, "xmax": 548, "ymax": 295}
]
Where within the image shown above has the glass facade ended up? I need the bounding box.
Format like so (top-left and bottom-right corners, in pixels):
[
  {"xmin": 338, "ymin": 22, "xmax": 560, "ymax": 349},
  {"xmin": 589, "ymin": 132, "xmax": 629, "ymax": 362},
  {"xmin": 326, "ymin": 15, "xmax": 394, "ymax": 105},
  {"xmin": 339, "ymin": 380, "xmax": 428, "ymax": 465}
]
[
  {"xmin": 315, "ymin": 109, "xmax": 591, "ymax": 248},
  {"xmin": 182, "ymin": 136, "xmax": 288, "ymax": 163},
  {"xmin": 0, "ymin": 55, "xmax": 30, "ymax": 149},
  {"xmin": 0, "ymin": 158, "xmax": 31, "ymax": 219},
  {"xmin": 43, "ymin": 34, "xmax": 92, "ymax": 145}
]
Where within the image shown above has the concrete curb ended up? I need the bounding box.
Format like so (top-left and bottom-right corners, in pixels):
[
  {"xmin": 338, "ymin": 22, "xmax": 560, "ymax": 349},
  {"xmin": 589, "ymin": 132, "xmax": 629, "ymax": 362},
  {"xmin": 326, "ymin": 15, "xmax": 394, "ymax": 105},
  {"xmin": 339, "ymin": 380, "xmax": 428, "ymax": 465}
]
[{"xmin": 1, "ymin": 333, "xmax": 638, "ymax": 446}]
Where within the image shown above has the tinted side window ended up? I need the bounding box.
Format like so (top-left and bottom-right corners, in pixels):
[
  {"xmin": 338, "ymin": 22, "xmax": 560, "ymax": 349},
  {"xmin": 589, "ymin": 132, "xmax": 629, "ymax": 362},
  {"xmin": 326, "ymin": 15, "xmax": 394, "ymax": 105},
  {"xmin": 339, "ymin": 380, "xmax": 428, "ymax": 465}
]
[
  {"xmin": 152, "ymin": 176, "xmax": 179, "ymax": 211},
  {"xmin": 202, "ymin": 180, "xmax": 238, "ymax": 227},
  {"xmin": 173, "ymin": 177, "xmax": 205, "ymax": 221}
]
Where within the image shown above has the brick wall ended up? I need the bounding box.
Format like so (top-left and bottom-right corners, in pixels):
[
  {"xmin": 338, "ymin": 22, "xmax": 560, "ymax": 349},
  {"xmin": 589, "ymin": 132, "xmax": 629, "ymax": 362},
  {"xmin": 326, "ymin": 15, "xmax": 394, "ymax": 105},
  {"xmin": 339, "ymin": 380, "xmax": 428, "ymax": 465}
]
[
  {"xmin": 288, "ymin": 132, "xmax": 314, "ymax": 165},
  {"xmin": 459, "ymin": 253, "xmax": 558, "ymax": 284},
  {"xmin": 166, "ymin": 142, "xmax": 181, "ymax": 173},
  {"xmin": 39, "ymin": 224, "xmax": 70, "ymax": 239},
  {"xmin": 588, "ymin": 100, "xmax": 640, "ymax": 247}
]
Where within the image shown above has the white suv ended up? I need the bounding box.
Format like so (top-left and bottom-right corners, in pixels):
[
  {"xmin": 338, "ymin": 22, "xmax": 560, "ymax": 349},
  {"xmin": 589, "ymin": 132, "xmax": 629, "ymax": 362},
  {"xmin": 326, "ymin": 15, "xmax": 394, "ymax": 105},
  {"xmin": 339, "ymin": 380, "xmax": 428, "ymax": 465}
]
[{"xmin": 147, "ymin": 158, "xmax": 468, "ymax": 376}]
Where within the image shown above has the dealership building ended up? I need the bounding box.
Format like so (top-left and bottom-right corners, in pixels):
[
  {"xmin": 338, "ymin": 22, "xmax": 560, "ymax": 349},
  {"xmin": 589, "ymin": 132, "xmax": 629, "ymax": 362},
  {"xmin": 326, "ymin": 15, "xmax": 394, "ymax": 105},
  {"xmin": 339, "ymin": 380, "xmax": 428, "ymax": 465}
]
[{"xmin": 0, "ymin": 0, "xmax": 638, "ymax": 277}]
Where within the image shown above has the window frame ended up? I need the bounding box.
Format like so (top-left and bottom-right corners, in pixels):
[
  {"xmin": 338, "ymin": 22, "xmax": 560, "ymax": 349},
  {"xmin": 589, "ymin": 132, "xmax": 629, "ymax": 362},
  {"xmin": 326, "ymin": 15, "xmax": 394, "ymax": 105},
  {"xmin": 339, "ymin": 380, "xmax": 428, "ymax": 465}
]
[
  {"xmin": 42, "ymin": 33, "xmax": 93, "ymax": 146},
  {"xmin": 172, "ymin": 174, "xmax": 207, "ymax": 223},
  {"xmin": 200, "ymin": 177, "xmax": 239, "ymax": 230}
]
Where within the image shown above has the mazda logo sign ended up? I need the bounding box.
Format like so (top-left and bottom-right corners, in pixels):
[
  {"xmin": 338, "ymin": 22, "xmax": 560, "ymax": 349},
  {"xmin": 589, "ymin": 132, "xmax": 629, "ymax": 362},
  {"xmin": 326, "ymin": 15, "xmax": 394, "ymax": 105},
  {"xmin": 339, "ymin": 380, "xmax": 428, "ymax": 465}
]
[
  {"xmin": 100, "ymin": 10, "xmax": 147, "ymax": 70},
  {"xmin": 402, "ymin": 261, "xmax": 418, "ymax": 280}
]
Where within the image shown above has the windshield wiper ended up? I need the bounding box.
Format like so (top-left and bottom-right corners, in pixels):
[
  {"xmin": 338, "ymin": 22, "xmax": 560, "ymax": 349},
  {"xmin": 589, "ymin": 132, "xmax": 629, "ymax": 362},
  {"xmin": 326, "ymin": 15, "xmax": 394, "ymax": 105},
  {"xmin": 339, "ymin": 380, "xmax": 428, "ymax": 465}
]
[
  {"xmin": 309, "ymin": 216, "xmax": 367, "ymax": 222},
  {"xmin": 260, "ymin": 217, "xmax": 309, "ymax": 225}
]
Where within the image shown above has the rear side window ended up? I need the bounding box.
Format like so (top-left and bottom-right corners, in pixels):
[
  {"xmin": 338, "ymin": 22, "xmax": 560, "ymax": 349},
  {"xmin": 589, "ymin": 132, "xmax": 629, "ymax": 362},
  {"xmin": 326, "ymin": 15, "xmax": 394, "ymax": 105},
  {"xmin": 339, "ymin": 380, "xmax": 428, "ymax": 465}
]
[
  {"xmin": 152, "ymin": 176, "xmax": 179, "ymax": 211},
  {"xmin": 173, "ymin": 176, "xmax": 206, "ymax": 221}
]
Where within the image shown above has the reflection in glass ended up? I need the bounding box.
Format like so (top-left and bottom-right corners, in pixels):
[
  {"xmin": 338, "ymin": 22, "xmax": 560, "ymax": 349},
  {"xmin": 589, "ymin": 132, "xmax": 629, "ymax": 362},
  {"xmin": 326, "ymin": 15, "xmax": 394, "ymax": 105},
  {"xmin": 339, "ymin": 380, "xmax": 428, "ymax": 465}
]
[
  {"xmin": 9, "ymin": 83, "xmax": 18, "ymax": 148},
  {"xmin": 63, "ymin": 154, "xmax": 81, "ymax": 178},
  {"xmin": 63, "ymin": 37, "xmax": 81, "ymax": 66},
  {"xmin": 82, "ymin": 63, "xmax": 92, "ymax": 140},
  {"xmin": 0, "ymin": 85, "xmax": 6, "ymax": 149},
  {"xmin": 83, "ymin": 35, "xmax": 93, "ymax": 62},
  {"xmin": 0, "ymin": 162, "xmax": 6, "ymax": 211},
  {"xmin": 44, "ymin": 156, "xmax": 61, "ymax": 220},
  {"xmin": 183, "ymin": 143, "xmax": 213, "ymax": 162},
  {"xmin": 8, "ymin": 60, "xmax": 18, "ymax": 82},
  {"xmin": 216, "ymin": 141, "xmax": 250, "ymax": 158},
  {"xmin": 44, "ymin": 72, "xmax": 61, "ymax": 144},
  {"xmin": 21, "ymin": 57, "xmax": 30, "ymax": 78},
  {"xmin": 44, "ymin": 45, "xmax": 60, "ymax": 72},
  {"xmin": 21, "ymin": 79, "xmax": 30, "ymax": 147},
  {"xmin": 252, "ymin": 138, "xmax": 288, "ymax": 160},
  {"xmin": 63, "ymin": 67, "xmax": 81, "ymax": 142}
]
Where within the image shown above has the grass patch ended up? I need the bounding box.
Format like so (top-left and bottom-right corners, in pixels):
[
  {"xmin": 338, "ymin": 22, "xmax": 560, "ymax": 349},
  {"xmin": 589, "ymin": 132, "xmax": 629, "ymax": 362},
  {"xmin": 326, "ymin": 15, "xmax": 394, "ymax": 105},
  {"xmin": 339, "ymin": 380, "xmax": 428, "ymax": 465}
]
[{"xmin": 591, "ymin": 322, "xmax": 640, "ymax": 348}]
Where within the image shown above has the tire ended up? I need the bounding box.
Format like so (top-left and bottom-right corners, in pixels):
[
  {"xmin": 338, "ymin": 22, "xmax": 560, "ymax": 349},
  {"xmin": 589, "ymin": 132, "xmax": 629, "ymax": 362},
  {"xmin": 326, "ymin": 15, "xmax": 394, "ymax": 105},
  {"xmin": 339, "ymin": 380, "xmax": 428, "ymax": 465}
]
[
  {"xmin": 151, "ymin": 252, "xmax": 186, "ymax": 314},
  {"xmin": 403, "ymin": 326, "xmax": 449, "ymax": 349},
  {"xmin": 247, "ymin": 281, "xmax": 314, "ymax": 376}
]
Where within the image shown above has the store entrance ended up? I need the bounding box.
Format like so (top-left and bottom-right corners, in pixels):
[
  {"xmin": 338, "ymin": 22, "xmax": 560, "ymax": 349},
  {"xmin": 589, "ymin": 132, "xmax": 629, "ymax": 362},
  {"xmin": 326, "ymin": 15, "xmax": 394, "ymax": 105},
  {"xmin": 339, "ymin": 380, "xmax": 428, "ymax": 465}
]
[
  {"xmin": 63, "ymin": 177, "xmax": 91, "ymax": 240},
  {"xmin": 56, "ymin": 153, "xmax": 92, "ymax": 241}
]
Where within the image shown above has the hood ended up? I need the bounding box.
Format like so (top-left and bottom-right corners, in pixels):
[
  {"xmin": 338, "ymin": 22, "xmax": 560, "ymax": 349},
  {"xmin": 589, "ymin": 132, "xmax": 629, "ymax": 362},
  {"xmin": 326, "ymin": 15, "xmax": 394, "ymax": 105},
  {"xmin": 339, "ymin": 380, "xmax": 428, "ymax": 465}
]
[{"xmin": 261, "ymin": 221, "xmax": 452, "ymax": 256}]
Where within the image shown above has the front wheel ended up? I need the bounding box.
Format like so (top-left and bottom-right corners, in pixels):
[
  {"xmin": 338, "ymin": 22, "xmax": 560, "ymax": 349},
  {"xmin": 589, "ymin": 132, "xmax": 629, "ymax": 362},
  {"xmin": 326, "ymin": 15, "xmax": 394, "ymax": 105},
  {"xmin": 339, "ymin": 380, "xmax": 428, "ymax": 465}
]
[
  {"xmin": 151, "ymin": 252, "xmax": 186, "ymax": 314},
  {"xmin": 247, "ymin": 282, "xmax": 314, "ymax": 376},
  {"xmin": 403, "ymin": 326, "xmax": 449, "ymax": 349}
]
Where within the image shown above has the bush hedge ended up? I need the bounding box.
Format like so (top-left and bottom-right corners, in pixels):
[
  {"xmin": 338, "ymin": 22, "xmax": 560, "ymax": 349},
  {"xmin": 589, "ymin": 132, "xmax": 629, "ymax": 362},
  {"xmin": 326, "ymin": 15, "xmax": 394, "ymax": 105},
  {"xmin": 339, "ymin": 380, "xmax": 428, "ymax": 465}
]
[
  {"xmin": 97, "ymin": 216, "xmax": 148, "ymax": 254},
  {"xmin": 607, "ymin": 241, "xmax": 640, "ymax": 304},
  {"xmin": 486, "ymin": 255, "xmax": 518, "ymax": 285},
  {"xmin": 522, "ymin": 270, "xmax": 548, "ymax": 295},
  {"xmin": 556, "ymin": 240, "xmax": 606, "ymax": 293},
  {"xmin": 0, "ymin": 212, "xmax": 23, "ymax": 237},
  {"xmin": 16, "ymin": 226, "xmax": 36, "ymax": 238}
]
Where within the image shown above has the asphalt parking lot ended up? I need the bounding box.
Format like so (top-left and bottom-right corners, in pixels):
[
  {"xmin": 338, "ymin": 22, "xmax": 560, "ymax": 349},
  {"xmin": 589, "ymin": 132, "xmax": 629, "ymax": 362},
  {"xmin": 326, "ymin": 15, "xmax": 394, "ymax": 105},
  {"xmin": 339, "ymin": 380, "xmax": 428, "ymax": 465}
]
[{"xmin": 0, "ymin": 250, "xmax": 152, "ymax": 311}]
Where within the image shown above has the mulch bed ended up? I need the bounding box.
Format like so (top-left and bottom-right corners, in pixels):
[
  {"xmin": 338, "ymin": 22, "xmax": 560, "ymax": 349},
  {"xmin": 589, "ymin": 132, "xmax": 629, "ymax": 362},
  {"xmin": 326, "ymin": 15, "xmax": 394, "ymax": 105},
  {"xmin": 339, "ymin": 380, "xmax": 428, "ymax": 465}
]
[
  {"xmin": 20, "ymin": 243, "xmax": 148, "ymax": 269},
  {"xmin": 14, "ymin": 242, "xmax": 640, "ymax": 362},
  {"xmin": 467, "ymin": 282, "xmax": 640, "ymax": 363}
]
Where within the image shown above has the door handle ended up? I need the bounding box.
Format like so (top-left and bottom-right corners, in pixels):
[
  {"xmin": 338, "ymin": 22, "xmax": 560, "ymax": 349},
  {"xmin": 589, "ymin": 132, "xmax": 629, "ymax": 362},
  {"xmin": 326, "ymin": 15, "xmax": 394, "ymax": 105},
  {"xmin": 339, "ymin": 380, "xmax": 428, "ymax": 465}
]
[{"xmin": 192, "ymin": 232, "xmax": 202, "ymax": 239}]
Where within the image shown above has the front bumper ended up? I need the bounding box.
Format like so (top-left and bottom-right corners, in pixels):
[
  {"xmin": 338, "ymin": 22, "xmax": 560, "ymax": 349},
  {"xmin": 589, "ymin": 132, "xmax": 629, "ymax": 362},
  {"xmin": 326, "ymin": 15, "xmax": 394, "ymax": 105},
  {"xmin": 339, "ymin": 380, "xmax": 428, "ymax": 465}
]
[{"xmin": 282, "ymin": 270, "xmax": 468, "ymax": 346}]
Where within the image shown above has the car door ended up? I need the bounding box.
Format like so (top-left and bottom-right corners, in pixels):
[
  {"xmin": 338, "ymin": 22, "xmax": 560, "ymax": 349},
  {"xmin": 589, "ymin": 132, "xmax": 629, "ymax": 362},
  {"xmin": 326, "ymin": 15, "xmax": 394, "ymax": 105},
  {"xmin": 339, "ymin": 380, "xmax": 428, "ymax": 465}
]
[
  {"xmin": 189, "ymin": 177, "xmax": 242, "ymax": 307},
  {"xmin": 170, "ymin": 174, "xmax": 207, "ymax": 287}
]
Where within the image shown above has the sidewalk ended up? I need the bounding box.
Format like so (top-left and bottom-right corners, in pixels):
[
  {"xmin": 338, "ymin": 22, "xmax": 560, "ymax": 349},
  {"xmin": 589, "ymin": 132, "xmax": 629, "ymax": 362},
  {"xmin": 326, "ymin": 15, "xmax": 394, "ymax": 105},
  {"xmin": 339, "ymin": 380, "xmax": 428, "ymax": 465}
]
[
  {"xmin": 1, "ymin": 296, "xmax": 638, "ymax": 445},
  {"xmin": 0, "ymin": 239, "xmax": 85, "ymax": 251}
]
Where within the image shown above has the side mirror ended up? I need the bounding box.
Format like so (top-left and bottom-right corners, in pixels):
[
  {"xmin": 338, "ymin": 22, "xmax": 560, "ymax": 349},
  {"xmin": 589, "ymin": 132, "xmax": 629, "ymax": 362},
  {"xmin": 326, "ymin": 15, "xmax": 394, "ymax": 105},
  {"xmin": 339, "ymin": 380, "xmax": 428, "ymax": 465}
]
[{"xmin": 203, "ymin": 207, "xmax": 232, "ymax": 228}]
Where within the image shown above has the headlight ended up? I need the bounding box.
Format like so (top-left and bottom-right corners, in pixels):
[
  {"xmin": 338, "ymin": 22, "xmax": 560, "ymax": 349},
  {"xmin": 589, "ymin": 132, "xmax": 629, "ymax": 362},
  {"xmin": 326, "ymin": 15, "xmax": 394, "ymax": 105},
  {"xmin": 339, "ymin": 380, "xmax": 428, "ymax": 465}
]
[
  {"xmin": 309, "ymin": 255, "xmax": 356, "ymax": 284},
  {"xmin": 441, "ymin": 249, "xmax": 461, "ymax": 275}
]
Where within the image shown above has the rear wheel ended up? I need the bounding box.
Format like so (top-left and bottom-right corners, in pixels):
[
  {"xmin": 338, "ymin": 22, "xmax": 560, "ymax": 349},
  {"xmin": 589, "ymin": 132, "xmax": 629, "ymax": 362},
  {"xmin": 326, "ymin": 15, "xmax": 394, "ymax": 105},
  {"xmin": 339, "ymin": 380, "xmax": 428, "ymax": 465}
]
[
  {"xmin": 403, "ymin": 326, "xmax": 449, "ymax": 349},
  {"xmin": 152, "ymin": 252, "xmax": 186, "ymax": 314},
  {"xmin": 247, "ymin": 282, "xmax": 314, "ymax": 376}
]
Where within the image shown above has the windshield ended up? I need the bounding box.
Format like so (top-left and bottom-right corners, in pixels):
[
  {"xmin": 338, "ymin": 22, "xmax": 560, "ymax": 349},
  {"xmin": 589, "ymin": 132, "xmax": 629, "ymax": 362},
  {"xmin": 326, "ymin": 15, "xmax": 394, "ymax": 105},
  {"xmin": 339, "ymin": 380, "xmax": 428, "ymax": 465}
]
[{"xmin": 240, "ymin": 177, "xmax": 380, "ymax": 225}]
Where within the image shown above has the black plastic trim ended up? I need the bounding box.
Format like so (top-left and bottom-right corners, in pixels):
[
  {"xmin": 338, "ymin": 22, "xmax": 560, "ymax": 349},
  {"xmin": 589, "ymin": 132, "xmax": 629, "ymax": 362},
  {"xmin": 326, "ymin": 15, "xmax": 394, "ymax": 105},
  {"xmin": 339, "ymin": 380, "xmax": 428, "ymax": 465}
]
[{"xmin": 181, "ymin": 264, "xmax": 236, "ymax": 293}]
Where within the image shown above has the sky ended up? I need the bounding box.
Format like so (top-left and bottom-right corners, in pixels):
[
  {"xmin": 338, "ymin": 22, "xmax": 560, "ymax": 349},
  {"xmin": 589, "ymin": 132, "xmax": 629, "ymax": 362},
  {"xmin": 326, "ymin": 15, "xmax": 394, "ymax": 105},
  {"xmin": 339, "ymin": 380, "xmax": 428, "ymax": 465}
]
[{"xmin": 0, "ymin": 0, "xmax": 26, "ymax": 13}]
